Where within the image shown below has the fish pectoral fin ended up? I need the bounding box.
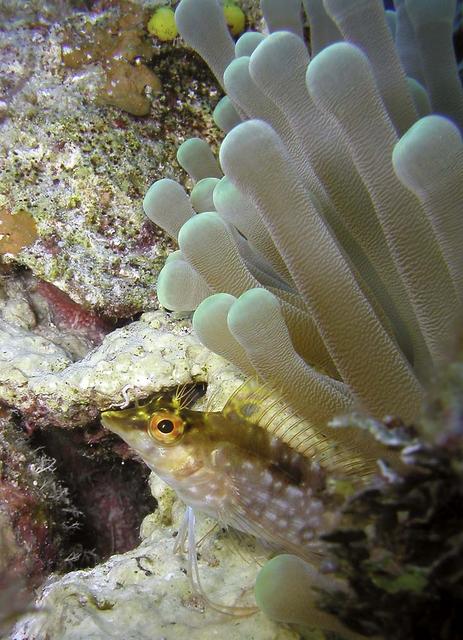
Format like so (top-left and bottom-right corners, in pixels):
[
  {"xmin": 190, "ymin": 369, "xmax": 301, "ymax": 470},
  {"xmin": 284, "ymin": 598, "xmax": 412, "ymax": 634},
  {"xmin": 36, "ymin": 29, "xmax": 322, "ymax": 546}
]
[
  {"xmin": 216, "ymin": 511, "xmax": 264, "ymax": 567},
  {"xmin": 224, "ymin": 472, "xmax": 323, "ymax": 565},
  {"xmin": 221, "ymin": 377, "xmax": 275, "ymax": 424}
]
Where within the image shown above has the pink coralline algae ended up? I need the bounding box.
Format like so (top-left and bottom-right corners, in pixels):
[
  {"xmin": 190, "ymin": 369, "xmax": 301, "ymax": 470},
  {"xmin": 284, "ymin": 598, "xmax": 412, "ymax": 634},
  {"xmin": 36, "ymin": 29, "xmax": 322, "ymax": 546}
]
[{"xmin": 35, "ymin": 280, "xmax": 112, "ymax": 345}]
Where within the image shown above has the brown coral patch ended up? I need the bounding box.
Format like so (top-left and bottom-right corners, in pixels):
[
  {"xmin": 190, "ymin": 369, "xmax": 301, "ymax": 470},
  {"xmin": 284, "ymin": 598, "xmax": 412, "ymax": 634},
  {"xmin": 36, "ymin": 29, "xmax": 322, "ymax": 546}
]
[
  {"xmin": 0, "ymin": 208, "xmax": 38, "ymax": 255},
  {"xmin": 98, "ymin": 59, "xmax": 161, "ymax": 116},
  {"xmin": 61, "ymin": 0, "xmax": 161, "ymax": 116}
]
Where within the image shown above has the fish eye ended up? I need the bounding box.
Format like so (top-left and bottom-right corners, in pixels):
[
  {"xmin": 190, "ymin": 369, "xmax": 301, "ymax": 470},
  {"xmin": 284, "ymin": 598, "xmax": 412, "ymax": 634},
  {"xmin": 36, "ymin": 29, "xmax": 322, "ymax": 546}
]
[
  {"xmin": 157, "ymin": 419, "xmax": 174, "ymax": 434},
  {"xmin": 148, "ymin": 412, "xmax": 185, "ymax": 444}
]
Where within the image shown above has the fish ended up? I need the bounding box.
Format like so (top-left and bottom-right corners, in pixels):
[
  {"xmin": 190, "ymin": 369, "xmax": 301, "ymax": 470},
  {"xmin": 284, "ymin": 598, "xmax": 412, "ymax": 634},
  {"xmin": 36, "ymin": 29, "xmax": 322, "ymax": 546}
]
[{"xmin": 100, "ymin": 379, "xmax": 376, "ymax": 613}]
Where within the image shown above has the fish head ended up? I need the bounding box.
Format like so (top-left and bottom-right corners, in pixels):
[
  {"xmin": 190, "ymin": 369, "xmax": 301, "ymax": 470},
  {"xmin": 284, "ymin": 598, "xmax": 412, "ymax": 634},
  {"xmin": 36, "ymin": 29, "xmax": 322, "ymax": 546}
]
[{"xmin": 101, "ymin": 394, "xmax": 207, "ymax": 483}]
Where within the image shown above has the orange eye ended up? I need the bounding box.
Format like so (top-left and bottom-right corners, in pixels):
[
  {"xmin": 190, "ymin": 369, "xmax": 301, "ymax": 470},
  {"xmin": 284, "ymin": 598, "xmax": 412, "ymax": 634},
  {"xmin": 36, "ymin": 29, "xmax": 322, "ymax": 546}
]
[{"xmin": 148, "ymin": 412, "xmax": 185, "ymax": 444}]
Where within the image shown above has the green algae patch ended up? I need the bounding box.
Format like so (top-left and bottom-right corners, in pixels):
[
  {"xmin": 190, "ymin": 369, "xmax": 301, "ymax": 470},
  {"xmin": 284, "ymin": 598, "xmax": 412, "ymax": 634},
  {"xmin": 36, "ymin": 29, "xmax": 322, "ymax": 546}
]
[
  {"xmin": 371, "ymin": 567, "xmax": 428, "ymax": 595},
  {"xmin": 223, "ymin": 2, "xmax": 246, "ymax": 36},
  {"xmin": 147, "ymin": 7, "xmax": 178, "ymax": 42}
]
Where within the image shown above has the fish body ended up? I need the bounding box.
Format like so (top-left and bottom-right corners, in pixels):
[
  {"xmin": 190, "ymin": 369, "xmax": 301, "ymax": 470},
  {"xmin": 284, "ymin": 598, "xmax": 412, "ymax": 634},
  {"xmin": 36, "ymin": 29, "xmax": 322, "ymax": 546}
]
[{"xmin": 101, "ymin": 382, "xmax": 347, "ymax": 559}]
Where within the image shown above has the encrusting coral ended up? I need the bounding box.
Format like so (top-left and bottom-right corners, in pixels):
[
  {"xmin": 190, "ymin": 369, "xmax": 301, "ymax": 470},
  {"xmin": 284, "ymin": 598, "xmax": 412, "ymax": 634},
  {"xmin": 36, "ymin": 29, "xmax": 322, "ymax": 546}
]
[
  {"xmin": 61, "ymin": 1, "xmax": 161, "ymax": 116},
  {"xmin": 141, "ymin": 0, "xmax": 463, "ymax": 635},
  {"xmin": 0, "ymin": 0, "xmax": 228, "ymax": 319}
]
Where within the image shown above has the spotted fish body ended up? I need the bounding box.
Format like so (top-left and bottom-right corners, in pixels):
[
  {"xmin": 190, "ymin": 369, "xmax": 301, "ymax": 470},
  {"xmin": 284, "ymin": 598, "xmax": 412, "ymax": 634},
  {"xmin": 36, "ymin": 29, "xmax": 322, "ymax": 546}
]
[{"xmin": 101, "ymin": 381, "xmax": 361, "ymax": 560}]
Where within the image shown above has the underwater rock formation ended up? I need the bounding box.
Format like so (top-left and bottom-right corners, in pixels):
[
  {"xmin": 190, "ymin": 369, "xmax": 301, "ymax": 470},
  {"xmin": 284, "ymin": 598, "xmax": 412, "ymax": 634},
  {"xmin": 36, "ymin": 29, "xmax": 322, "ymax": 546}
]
[
  {"xmin": 0, "ymin": 279, "xmax": 240, "ymax": 429},
  {"xmin": 1, "ymin": 284, "xmax": 248, "ymax": 638},
  {"xmin": 0, "ymin": 407, "xmax": 79, "ymax": 637},
  {"xmin": 0, "ymin": 0, "xmax": 224, "ymax": 317},
  {"xmin": 11, "ymin": 475, "xmax": 300, "ymax": 640}
]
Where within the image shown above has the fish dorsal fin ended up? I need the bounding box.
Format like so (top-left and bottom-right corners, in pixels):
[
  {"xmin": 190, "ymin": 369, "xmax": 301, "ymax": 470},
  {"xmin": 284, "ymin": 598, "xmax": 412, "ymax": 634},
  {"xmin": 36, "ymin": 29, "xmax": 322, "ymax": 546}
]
[{"xmin": 222, "ymin": 378, "xmax": 377, "ymax": 481}]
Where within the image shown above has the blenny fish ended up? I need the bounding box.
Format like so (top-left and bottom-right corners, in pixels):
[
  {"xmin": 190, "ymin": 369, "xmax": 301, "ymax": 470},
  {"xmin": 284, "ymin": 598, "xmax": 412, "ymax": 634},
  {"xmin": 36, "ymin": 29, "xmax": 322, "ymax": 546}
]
[{"xmin": 101, "ymin": 379, "xmax": 375, "ymax": 612}]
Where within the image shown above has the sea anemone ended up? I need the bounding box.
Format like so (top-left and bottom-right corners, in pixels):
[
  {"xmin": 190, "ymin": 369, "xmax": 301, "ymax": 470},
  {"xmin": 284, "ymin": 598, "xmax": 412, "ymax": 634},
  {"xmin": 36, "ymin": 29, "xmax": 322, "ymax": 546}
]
[
  {"xmin": 144, "ymin": 0, "xmax": 463, "ymax": 430},
  {"xmin": 143, "ymin": 0, "xmax": 463, "ymax": 634}
]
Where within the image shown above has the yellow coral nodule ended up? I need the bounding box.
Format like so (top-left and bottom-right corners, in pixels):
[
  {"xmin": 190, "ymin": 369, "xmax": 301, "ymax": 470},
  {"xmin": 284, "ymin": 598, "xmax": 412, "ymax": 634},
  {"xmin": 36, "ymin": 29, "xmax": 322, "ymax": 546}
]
[
  {"xmin": 147, "ymin": 7, "xmax": 178, "ymax": 42},
  {"xmin": 223, "ymin": 2, "xmax": 246, "ymax": 37}
]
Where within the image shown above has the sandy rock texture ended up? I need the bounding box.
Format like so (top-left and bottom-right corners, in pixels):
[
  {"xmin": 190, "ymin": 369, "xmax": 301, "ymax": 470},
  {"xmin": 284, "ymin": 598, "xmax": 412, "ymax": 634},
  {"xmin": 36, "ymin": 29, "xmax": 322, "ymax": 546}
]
[{"xmin": 11, "ymin": 475, "xmax": 305, "ymax": 640}]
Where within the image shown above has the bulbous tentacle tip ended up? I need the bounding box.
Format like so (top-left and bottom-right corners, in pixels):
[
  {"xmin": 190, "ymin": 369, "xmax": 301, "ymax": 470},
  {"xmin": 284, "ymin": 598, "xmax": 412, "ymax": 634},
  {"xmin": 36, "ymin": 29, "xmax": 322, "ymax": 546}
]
[
  {"xmin": 227, "ymin": 288, "xmax": 282, "ymax": 347},
  {"xmin": 194, "ymin": 292, "xmax": 237, "ymax": 317},
  {"xmin": 177, "ymin": 138, "xmax": 223, "ymax": 182},
  {"xmin": 255, "ymin": 554, "xmax": 364, "ymax": 639},
  {"xmin": 157, "ymin": 259, "xmax": 211, "ymax": 312},
  {"xmin": 235, "ymin": 31, "xmax": 266, "ymax": 58},
  {"xmin": 143, "ymin": 179, "xmax": 193, "ymax": 240},
  {"xmin": 305, "ymin": 41, "xmax": 369, "ymax": 106},
  {"xmin": 213, "ymin": 96, "xmax": 241, "ymax": 133},
  {"xmin": 392, "ymin": 114, "xmax": 462, "ymax": 189},
  {"xmin": 193, "ymin": 292, "xmax": 237, "ymax": 342},
  {"xmin": 219, "ymin": 118, "xmax": 280, "ymax": 177},
  {"xmin": 190, "ymin": 178, "xmax": 220, "ymax": 213},
  {"xmin": 177, "ymin": 211, "xmax": 222, "ymax": 249},
  {"xmin": 143, "ymin": 178, "xmax": 185, "ymax": 219}
]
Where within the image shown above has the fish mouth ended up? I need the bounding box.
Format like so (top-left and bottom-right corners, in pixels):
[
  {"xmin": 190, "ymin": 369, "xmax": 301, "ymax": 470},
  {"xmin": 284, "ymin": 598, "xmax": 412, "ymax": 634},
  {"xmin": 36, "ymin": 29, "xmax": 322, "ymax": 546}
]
[{"xmin": 101, "ymin": 406, "xmax": 148, "ymax": 434}]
